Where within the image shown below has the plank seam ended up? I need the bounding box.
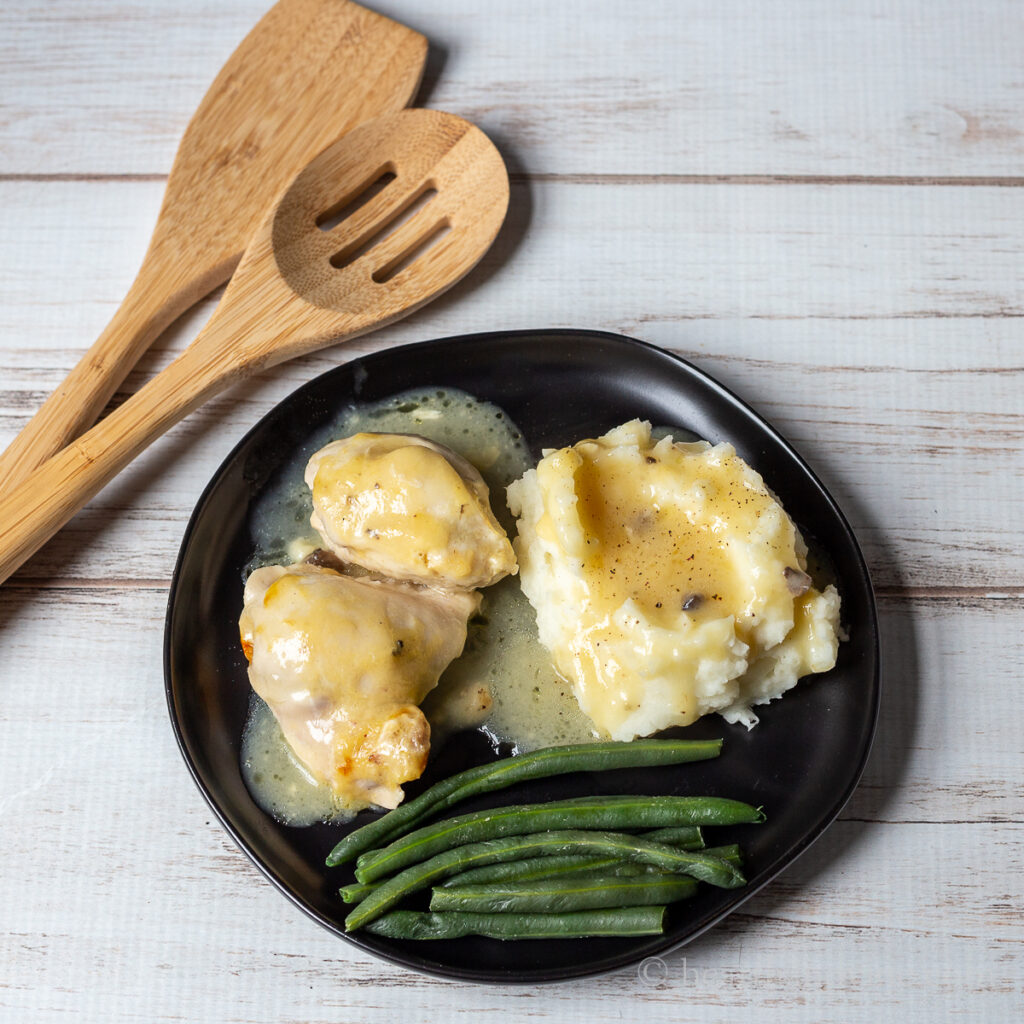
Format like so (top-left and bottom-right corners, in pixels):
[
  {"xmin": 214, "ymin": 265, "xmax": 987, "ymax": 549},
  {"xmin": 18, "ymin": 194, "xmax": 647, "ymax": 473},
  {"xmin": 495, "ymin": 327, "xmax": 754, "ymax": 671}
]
[
  {"xmin": 6, "ymin": 172, "xmax": 1024, "ymax": 187},
  {"xmin": 839, "ymin": 817, "xmax": 1020, "ymax": 825},
  {"xmin": 3, "ymin": 580, "xmax": 1021, "ymax": 599},
  {"xmin": 522, "ymin": 173, "xmax": 1024, "ymax": 187}
]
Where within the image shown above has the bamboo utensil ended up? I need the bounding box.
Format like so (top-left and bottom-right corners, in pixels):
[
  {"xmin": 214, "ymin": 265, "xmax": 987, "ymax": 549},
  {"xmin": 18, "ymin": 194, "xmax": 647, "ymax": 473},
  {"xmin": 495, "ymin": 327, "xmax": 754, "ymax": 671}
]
[
  {"xmin": 0, "ymin": 109, "xmax": 509, "ymax": 586},
  {"xmin": 0, "ymin": 0, "xmax": 427, "ymax": 492}
]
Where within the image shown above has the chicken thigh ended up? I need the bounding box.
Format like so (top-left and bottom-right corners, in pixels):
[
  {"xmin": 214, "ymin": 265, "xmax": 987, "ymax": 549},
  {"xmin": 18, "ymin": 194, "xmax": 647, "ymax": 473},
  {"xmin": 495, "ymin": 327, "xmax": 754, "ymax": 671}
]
[
  {"xmin": 239, "ymin": 563, "xmax": 479, "ymax": 809},
  {"xmin": 304, "ymin": 432, "xmax": 516, "ymax": 589}
]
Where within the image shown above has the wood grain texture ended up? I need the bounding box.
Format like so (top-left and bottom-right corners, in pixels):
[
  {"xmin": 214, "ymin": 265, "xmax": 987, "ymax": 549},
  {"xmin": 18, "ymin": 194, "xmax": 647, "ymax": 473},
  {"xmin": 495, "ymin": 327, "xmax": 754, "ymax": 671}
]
[
  {"xmin": 1, "ymin": 179, "xmax": 1020, "ymax": 590},
  {"xmin": 0, "ymin": 110, "xmax": 509, "ymax": 585},
  {"xmin": 0, "ymin": 0, "xmax": 427, "ymax": 492},
  {"xmin": 0, "ymin": 587, "xmax": 1020, "ymax": 1020},
  {"xmin": 4, "ymin": 0, "xmax": 1024, "ymax": 178},
  {"xmin": 1, "ymin": 0, "xmax": 1021, "ymax": 1020}
]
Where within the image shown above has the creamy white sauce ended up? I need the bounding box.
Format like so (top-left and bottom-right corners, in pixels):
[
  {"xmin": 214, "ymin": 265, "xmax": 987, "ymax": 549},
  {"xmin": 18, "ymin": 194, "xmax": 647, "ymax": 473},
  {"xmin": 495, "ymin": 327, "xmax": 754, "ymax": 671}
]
[
  {"xmin": 241, "ymin": 387, "xmax": 595, "ymax": 826},
  {"xmin": 427, "ymin": 574, "xmax": 598, "ymax": 753},
  {"xmin": 241, "ymin": 693, "xmax": 357, "ymax": 826}
]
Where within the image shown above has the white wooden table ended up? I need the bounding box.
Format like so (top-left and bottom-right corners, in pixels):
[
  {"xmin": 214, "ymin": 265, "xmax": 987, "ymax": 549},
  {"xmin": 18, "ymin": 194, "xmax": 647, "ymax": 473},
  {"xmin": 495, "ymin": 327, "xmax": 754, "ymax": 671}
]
[{"xmin": 2, "ymin": 1, "xmax": 1022, "ymax": 1019}]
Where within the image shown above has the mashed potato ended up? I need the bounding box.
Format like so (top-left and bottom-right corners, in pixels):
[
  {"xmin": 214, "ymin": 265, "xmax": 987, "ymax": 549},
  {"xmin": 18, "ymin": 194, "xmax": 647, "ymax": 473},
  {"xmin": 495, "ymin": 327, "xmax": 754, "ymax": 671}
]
[{"xmin": 507, "ymin": 420, "xmax": 841, "ymax": 738}]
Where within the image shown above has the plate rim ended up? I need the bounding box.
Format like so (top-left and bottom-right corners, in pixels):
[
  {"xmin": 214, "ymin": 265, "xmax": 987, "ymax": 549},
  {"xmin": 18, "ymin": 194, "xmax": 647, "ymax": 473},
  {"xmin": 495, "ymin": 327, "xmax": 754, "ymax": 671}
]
[{"xmin": 164, "ymin": 328, "xmax": 880, "ymax": 983}]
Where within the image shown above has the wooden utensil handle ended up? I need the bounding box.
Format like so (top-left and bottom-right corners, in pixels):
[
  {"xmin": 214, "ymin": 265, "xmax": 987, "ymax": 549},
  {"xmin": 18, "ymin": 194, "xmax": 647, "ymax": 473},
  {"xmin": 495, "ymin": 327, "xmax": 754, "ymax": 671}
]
[
  {"xmin": 0, "ymin": 337, "xmax": 233, "ymax": 586},
  {"xmin": 0, "ymin": 246, "xmax": 335, "ymax": 587},
  {"xmin": 0, "ymin": 246, "xmax": 234, "ymax": 494}
]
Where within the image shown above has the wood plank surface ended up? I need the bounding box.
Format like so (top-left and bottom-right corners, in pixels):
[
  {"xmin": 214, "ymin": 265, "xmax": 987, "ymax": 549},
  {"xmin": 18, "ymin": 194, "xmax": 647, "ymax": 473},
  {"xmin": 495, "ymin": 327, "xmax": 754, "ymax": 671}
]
[
  {"xmin": 1, "ymin": 0, "xmax": 1021, "ymax": 1020},
  {"xmin": 1, "ymin": 179, "xmax": 1021, "ymax": 590},
  {"xmin": 4, "ymin": 0, "xmax": 1024, "ymax": 178},
  {"xmin": 0, "ymin": 589, "xmax": 1017, "ymax": 826},
  {"xmin": 0, "ymin": 585, "xmax": 1020, "ymax": 1021},
  {"xmin": 5, "ymin": 827, "xmax": 1022, "ymax": 1023}
]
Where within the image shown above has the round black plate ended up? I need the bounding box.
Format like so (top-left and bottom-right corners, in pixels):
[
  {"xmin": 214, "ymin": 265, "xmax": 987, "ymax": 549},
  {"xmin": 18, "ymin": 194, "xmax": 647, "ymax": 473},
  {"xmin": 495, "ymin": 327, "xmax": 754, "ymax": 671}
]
[{"xmin": 165, "ymin": 329, "xmax": 879, "ymax": 983}]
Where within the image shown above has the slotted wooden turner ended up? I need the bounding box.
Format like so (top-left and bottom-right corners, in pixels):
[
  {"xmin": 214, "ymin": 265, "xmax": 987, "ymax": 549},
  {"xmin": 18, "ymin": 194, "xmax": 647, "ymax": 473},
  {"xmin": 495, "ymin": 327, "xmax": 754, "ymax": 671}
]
[
  {"xmin": 0, "ymin": 109, "xmax": 509, "ymax": 586},
  {"xmin": 0, "ymin": 0, "xmax": 427, "ymax": 491}
]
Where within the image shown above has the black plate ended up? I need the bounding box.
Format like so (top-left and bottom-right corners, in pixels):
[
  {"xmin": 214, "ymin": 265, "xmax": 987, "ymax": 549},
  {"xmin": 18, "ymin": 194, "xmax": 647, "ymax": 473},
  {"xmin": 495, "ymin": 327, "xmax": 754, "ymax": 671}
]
[{"xmin": 165, "ymin": 330, "xmax": 879, "ymax": 983}]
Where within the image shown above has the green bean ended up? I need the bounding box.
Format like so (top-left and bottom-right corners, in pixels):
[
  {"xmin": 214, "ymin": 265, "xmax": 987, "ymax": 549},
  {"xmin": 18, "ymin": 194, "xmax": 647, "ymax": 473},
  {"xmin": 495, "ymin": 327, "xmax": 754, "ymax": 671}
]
[
  {"xmin": 430, "ymin": 871, "xmax": 698, "ymax": 914},
  {"xmin": 345, "ymin": 829, "xmax": 747, "ymax": 931},
  {"xmin": 702, "ymin": 843, "xmax": 742, "ymax": 866},
  {"xmin": 355, "ymin": 795, "xmax": 762, "ymax": 883},
  {"xmin": 339, "ymin": 882, "xmax": 375, "ymax": 904},
  {"xmin": 325, "ymin": 738, "xmax": 723, "ymax": 866},
  {"xmin": 643, "ymin": 825, "xmax": 707, "ymax": 847},
  {"xmin": 439, "ymin": 853, "xmax": 637, "ymax": 888},
  {"xmin": 436, "ymin": 826, "xmax": 705, "ymax": 888},
  {"xmin": 365, "ymin": 907, "xmax": 666, "ymax": 940},
  {"xmin": 343, "ymin": 840, "xmax": 742, "ymax": 909},
  {"xmin": 433, "ymin": 839, "xmax": 741, "ymax": 896}
]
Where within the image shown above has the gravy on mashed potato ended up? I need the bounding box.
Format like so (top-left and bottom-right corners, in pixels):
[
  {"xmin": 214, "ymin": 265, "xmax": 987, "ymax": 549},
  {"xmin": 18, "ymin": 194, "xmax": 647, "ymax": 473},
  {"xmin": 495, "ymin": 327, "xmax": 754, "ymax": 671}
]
[{"xmin": 507, "ymin": 420, "xmax": 842, "ymax": 739}]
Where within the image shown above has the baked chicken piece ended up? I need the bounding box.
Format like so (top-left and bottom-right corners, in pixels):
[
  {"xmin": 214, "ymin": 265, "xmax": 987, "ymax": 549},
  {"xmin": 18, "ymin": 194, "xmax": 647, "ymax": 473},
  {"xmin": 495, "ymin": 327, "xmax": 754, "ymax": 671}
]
[
  {"xmin": 239, "ymin": 563, "xmax": 479, "ymax": 809},
  {"xmin": 304, "ymin": 432, "xmax": 516, "ymax": 589}
]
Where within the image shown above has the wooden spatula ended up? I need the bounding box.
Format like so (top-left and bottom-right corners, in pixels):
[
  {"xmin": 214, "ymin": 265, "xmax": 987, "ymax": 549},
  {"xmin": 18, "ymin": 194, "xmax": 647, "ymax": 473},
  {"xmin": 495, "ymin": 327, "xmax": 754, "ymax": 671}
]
[
  {"xmin": 0, "ymin": 0, "xmax": 426, "ymax": 492},
  {"xmin": 0, "ymin": 109, "xmax": 509, "ymax": 587}
]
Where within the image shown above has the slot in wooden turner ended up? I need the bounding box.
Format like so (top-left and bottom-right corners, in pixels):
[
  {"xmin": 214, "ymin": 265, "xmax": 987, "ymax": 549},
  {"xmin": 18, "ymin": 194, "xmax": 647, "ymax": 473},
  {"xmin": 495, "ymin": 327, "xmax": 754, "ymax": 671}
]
[
  {"xmin": 0, "ymin": 0, "xmax": 427, "ymax": 491},
  {"xmin": 0, "ymin": 109, "xmax": 509, "ymax": 586}
]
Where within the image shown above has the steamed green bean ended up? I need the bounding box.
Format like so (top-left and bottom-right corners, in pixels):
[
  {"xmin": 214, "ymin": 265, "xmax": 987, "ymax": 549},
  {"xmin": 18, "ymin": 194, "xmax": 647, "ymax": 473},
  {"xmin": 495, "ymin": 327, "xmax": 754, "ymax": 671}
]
[
  {"xmin": 365, "ymin": 906, "xmax": 667, "ymax": 940},
  {"xmin": 345, "ymin": 829, "xmax": 747, "ymax": 931},
  {"xmin": 430, "ymin": 870, "xmax": 699, "ymax": 914},
  {"xmin": 325, "ymin": 738, "xmax": 723, "ymax": 866},
  {"xmin": 355, "ymin": 796, "xmax": 762, "ymax": 883},
  {"xmin": 436, "ymin": 825, "xmax": 704, "ymax": 889}
]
